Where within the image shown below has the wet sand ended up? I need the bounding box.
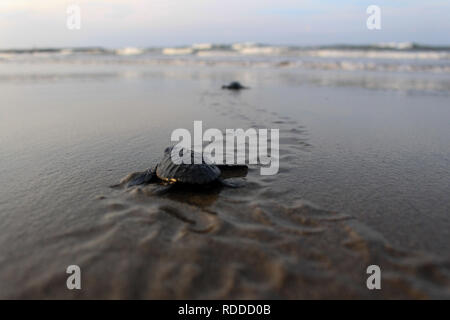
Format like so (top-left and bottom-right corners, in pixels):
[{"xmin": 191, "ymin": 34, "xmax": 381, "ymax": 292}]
[{"xmin": 1, "ymin": 62, "xmax": 450, "ymax": 299}]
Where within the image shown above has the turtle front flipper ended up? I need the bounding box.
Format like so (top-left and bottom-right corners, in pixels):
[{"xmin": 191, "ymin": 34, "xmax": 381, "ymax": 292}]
[
  {"xmin": 127, "ymin": 168, "xmax": 156, "ymax": 187},
  {"xmin": 111, "ymin": 166, "xmax": 157, "ymax": 188}
]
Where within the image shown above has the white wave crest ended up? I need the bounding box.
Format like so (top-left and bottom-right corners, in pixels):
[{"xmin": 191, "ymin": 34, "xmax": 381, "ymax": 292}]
[
  {"xmin": 162, "ymin": 47, "xmax": 193, "ymax": 55},
  {"xmin": 115, "ymin": 47, "xmax": 143, "ymax": 56},
  {"xmin": 191, "ymin": 43, "xmax": 213, "ymax": 50}
]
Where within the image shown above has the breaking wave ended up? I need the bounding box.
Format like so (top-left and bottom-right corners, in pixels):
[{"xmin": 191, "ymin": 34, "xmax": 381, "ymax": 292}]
[{"xmin": 1, "ymin": 43, "xmax": 449, "ymax": 76}]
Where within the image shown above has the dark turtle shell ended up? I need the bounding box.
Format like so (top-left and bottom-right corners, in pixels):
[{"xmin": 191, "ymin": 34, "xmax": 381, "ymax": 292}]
[
  {"xmin": 222, "ymin": 81, "xmax": 247, "ymax": 90},
  {"xmin": 156, "ymin": 146, "xmax": 221, "ymax": 184}
]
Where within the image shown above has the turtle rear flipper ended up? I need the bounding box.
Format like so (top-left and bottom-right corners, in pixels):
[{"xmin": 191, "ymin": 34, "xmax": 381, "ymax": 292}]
[{"xmin": 217, "ymin": 164, "xmax": 248, "ymax": 179}]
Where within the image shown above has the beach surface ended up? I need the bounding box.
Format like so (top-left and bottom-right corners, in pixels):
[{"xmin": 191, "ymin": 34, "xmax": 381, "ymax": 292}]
[{"xmin": 1, "ymin": 45, "xmax": 450, "ymax": 298}]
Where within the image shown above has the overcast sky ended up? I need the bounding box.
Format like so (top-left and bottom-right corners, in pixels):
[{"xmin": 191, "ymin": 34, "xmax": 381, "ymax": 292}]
[{"xmin": 0, "ymin": 0, "xmax": 449, "ymax": 48}]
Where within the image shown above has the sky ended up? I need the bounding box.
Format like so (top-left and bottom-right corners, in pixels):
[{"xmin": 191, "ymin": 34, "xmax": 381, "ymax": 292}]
[{"xmin": 0, "ymin": 0, "xmax": 449, "ymax": 48}]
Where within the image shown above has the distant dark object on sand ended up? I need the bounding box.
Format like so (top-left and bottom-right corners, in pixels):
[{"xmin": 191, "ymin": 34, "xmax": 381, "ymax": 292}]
[{"xmin": 222, "ymin": 81, "xmax": 248, "ymax": 90}]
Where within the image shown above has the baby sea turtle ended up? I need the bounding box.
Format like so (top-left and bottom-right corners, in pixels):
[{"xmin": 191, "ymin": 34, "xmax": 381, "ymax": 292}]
[
  {"xmin": 115, "ymin": 146, "xmax": 247, "ymax": 190},
  {"xmin": 222, "ymin": 81, "xmax": 248, "ymax": 90}
]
